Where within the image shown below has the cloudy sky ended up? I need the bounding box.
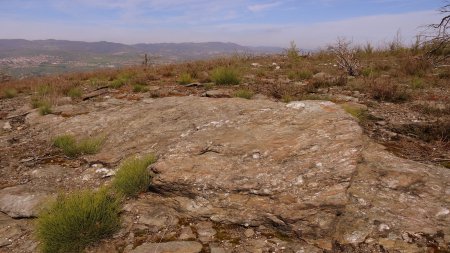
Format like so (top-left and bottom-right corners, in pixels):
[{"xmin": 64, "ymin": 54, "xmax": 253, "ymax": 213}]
[{"xmin": 0, "ymin": 0, "xmax": 444, "ymax": 49}]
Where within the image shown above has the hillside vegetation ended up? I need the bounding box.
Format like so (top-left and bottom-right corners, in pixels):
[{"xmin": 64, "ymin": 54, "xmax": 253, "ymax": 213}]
[{"xmin": 2, "ymin": 42, "xmax": 448, "ymax": 167}]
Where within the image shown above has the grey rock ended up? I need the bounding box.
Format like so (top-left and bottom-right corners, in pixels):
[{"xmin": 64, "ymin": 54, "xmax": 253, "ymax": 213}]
[
  {"xmin": 202, "ymin": 89, "xmax": 232, "ymax": 98},
  {"xmin": 129, "ymin": 241, "xmax": 202, "ymax": 253},
  {"xmin": 2, "ymin": 121, "xmax": 12, "ymax": 130},
  {"xmin": 0, "ymin": 185, "xmax": 52, "ymax": 218}
]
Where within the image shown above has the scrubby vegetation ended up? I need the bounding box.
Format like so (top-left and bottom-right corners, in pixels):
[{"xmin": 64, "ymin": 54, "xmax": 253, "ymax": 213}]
[
  {"xmin": 4, "ymin": 88, "xmax": 18, "ymax": 98},
  {"xmin": 53, "ymin": 134, "xmax": 105, "ymax": 157},
  {"xmin": 211, "ymin": 67, "xmax": 240, "ymax": 85},
  {"xmin": 0, "ymin": 33, "xmax": 448, "ymax": 167},
  {"xmin": 112, "ymin": 154, "xmax": 157, "ymax": 197},
  {"xmin": 36, "ymin": 189, "xmax": 121, "ymax": 253},
  {"xmin": 234, "ymin": 89, "xmax": 254, "ymax": 99}
]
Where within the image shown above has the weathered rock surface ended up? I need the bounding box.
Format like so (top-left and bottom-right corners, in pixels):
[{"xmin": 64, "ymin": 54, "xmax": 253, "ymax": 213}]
[
  {"xmin": 129, "ymin": 241, "xmax": 202, "ymax": 253},
  {"xmin": 0, "ymin": 185, "xmax": 52, "ymax": 218},
  {"xmin": 7, "ymin": 96, "xmax": 450, "ymax": 252}
]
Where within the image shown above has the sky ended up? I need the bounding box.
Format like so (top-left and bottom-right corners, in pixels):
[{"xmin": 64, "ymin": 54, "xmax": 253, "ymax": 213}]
[{"xmin": 0, "ymin": 0, "xmax": 445, "ymax": 49}]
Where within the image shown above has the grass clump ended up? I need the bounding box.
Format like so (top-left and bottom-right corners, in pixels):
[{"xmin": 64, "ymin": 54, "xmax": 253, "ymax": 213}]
[
  {"xmin": 234, "ymin": 89, "xmax": 254, "ymax": 99},
  {"xmin": 178, "ymin": 73, "xmax": 193, "ymax": 85},
  {"xmin": 4, "ymin": 88, "xmax": 18, "ymax": 98},
  {"xmin": 39, "ymin": 101, "xmax": 52, "ymax": 115},
  {"xmin": 110, "ymin": 78, "xmax": 127, "ymax": 89},
  {"xmin": 288, "ymin": 70, "xmax": 313, "ymax": 81},
  {"xmin": 132, "ymin": 84, "xmax": 148, "ymax": 93},
  {"xmin": 36, "ymin": 189, "xmax": 121, "ymax": 253},
  {"xmin": 53, "ymin": 134, "xmax": 105, "ymax": 158},
  {"xmin": 211, "ymin": 67, "xmax": 240, "ymax": 85},
  {"xmin": 112, "ymin": 154, "xmax": 156, "ymax": 197},
  {"xmin": 67, "ymin": 87, "xmax": 82, "ymax": 98}
]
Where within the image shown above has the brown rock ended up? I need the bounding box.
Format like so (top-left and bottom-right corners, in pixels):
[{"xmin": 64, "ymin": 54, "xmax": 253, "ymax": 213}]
[
  {"xmin": 129, "ymin": 241, "xmax": 202, "ymax": 253},
  {"xmin": 27, "ymin": 96, "xmax": 450, "ymax": 252}
]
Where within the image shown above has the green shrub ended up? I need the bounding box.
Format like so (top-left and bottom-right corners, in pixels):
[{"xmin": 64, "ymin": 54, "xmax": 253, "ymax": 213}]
[
  {"xmin": 37, "ymin": 84, "xmax": 52, "ymax": 96},
  {"xmin": 132, "ymin": 84, "xmax": 148, "ymax": 93},
  {"xmin": 112, "ymin": 154, "xmax": 156, "ymax": 197},
  {"xmin": 110, "ymin": 78, "xmax": 127, "ymax": 89},
  {"xmin": 178, "ymin": 73, "xmax": 193, "ymax": 85},
  {"xmin": 53, "ymin": 134, "xmax": 104, "ymax": 158},
  {"xmin": 4, "ymin": 88, "xmax": 18, "ymax": 98},
  {"xmin": 410, "ymin": 77, "xmax": 424, "ymax": 89},
  {"xmin": 234, "ymin": 89, "xmax": 254, "ymax": 99},
  {"xmin": 36, "ymin": 189, "xmax": 121, "ymax": 253},
  {"xmin": 211, "ymin": 67, "xmax": 240, "ymax": 85},
  {"xmin": 67, "ymin": 87, "xmax": 82, "ymax": 98},
  {"xmin": 39, "ymin": 101, "xmax": 52, "ymax": 115},
  {"xmin": 288, "ymin": 70, "xmax": 313, "ymax": 80}
]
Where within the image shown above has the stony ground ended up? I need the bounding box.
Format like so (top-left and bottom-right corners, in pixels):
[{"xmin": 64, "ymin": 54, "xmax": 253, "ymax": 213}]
[{"xmin": 0, "ymin": 54, "xmax": 449, "ymax": 253}]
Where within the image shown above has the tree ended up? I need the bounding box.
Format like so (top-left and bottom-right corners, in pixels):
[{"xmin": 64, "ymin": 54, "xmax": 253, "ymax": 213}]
[
  {"xmin": 424, "ymin": 3, "xmax": 450, "ymax": 63},
  {"xmin": 328, "ymin": 38, "xmax": 360, "ymax": 76}
]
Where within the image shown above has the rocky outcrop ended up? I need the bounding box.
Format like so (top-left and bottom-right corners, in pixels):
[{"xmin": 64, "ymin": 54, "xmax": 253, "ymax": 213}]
[{"xmin": 2, "ymin": 96, "xmax": 449, "ymax": 252}]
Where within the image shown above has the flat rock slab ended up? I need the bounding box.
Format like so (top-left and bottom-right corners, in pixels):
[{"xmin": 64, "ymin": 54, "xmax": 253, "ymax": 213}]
[
  {"xmin": 28, "ymin": 96, "xmax": 450, "ymax": 251},
  {"xmin": 129, "ymin": 241, "xmax": 202, "ymax": 253},
  {"xmin": 0, "ymin": 185, "xmax": 52, "ymax": 218}
]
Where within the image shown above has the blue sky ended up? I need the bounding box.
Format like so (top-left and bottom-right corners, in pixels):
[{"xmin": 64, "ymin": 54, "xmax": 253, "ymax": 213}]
[{"xmin": 0, "ymin": 0, "xmax": 444, "ymax": 48}]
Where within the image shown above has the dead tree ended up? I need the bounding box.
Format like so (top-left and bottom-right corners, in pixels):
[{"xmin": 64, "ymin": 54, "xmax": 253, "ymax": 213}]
[
  {"xmin": 424, "ymin": 3, "xmax": 450, "ymax": 64},
  {"xmin": 328, "ymin": 38, "xmax": 360, "ymax": 76}
]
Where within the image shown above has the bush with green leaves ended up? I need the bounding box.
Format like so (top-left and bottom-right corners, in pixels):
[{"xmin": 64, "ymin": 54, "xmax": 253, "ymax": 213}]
[
  {"xmin": 39, "ymin": 101, "xmax": 52, "ymax": 115},
  {"xmin": 234, "ymin": 89, "xmax": 254, "ymax": 99},
  {"xmin": 67, "ymin": 87, "xmax": 82, "ymax": 98},
  {"xmin": 53, "ymin": 134, "xmax": 105, "ymax": 157},
  {"xmin": 178, "ymin": 72, "xmax": 193, "ymax": 85},
  {"xmin": 36, "ymin": 189, "xmax": 121, "ymax": 253},
  {"xmin": 112, "ymin": 154, "xmax": 156, "ymax": 197},
  {"xmin": 211, "ymin": 67, "xmax": 240, "ymax": 85},
  {"xmin": 132, "ymin": 84, "xmax": 149, "ymax": 93},
  {"xmin": 4, "ymin": 88, "xmax": 18, "ymax": 98}
]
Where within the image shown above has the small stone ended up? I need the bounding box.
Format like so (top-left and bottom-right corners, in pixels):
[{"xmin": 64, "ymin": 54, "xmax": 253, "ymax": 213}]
[
  {"xmin": 179, "ymin": 226, "xmax": 196, "ymax": 240},
  {"xmin": 244, "ymin": 228, "xmax": 255, "ymax": 238},
  {"xmin": 3, "ymin": 121, "xmax": 12, "ymax": 130}
]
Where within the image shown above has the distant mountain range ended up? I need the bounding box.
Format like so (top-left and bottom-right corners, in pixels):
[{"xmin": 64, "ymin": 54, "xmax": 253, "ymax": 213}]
[
  {"xmin": 0, "ymin": 39, "xmax": 283, "ymax": 78},
  {"xmin": 0, "ymin": 39, "xmax": 282, "ymax": 58}
]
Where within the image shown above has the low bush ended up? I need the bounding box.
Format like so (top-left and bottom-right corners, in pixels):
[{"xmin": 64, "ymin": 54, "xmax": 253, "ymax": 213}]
[
  {"xmin": 112, "ymin": 154, "xmax": 156, "ymax": 197},
  {"xmin": 399, "ymin": 57, "xmax": 431, "ymax": 77},
  {"xmin": 234, "ymin": 89, "xmax": 254, "ymax": 99},
  {"xmin": 410, "ymin": 77, "xmax": 424, "ymax": 89},
  {"xmin": 36, "ymin": 189, "xmax": 121, "ymax": 253},
  {"xmin": 39, "ymin": 101, "xmax": 52, "ymax": 115},
  {"xmin": 288, "ymin": 70, "xmax": 313, "ymax": 80},
  {"xmin": 178, "ymin": 73, "xmax": 193, "ymax": 85},
  {"xmin": 132, "ymin": 84, "xmax": 148, "ymax": 93},
  {"xmin": 4, "ymin": 88, "xmax": 18, "ymax": 98},
  {"xmin": 211, "ymin": 67, "xmax": 240, "ymax": 85},
  {"xmin": 110, "ymin": 78, "xmax": 127, "ymax": 89},
  {"xmin": 53, "ymin": 134, "xmax": 104, "ymax": 157},
  {"xmin": 67, "ymin": 87, "xmax": 82, "ymax": 98},
  {"xmin": 366, "ymin": 78, "xmax": 409, "ymax": 102}
]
